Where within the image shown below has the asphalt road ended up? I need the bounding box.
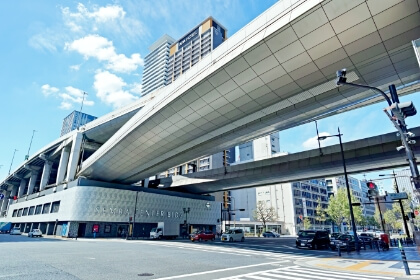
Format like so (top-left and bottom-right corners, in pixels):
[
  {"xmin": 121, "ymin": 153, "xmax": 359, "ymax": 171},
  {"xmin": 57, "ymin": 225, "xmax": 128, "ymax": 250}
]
[{"xmin": 0, "ymin": 234, "xmax": 395, "ymax": 280}]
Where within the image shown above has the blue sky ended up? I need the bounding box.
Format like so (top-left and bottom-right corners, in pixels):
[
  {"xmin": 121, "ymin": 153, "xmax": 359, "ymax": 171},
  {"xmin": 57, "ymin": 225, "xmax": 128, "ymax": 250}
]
[{"xmin": 0, "ymin": 0, "xmax": 419, "ymax": 192}]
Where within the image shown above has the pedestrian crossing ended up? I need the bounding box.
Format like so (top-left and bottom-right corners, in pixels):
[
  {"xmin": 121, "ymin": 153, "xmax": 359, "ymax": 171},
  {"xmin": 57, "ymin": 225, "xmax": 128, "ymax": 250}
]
[
  {"xmin": 142, "ymin": 240, "xmax": 315, "ymax": 261},
  {"xmin": 214, "ymin": 265, "xmax": 395, "ymax": 280}
]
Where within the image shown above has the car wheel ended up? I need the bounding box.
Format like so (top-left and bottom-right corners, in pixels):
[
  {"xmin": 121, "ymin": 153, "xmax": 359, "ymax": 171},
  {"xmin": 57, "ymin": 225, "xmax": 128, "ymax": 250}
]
[
  {"xmin": 191, "ymin": 239, "xmax": 194, "ymax": 242},
  {"xmin": 241, "ymin": 237, "xmax": 244, "ymax": 242},
  {"xmin": 313, "ymin": 244, "xmax": 318, "ymax": 250},
  {"xmin": 199, "ymin": 238, "xmax": 202, "ymax": 242},
  {"xmin": 229, "ymin": 237, "xmax": 233, "ymax": 242},
  {"xmin": 211, "ymin": 237, "xmax": 215, "ymax": 241}
]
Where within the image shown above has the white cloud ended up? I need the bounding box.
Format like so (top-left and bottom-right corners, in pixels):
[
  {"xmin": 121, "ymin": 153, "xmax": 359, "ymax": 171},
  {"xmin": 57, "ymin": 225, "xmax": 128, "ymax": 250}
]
[
  {"xmin": 41, "ymin": 84, "xmax": 59, "ymax": 96},
  {"xmin": 29, "ymin": 33, "xmax": 58, "ymax": 53},
  {"xmin": 302, "ymin": 132, "xmax": 335, "ymax": 149},
  {"xmin": 41, "ymin": 85, "xmax": 94, "ymax": 110},
  {"xmin": 130, "ymin": 83, "xmax": 143, "ymax": 95},
  {"xmin": 60, "ymin": 101, "xmax": 73, "ymax": 110},
  {"xmin": 65, "ymin": 34, "xmax": 143, "ymax": 73},
  {"xmin": 70, "ymin": 64, "xmax": 81, "ymax": 71},
  {"xmin": 61, "ymin": 3, "xmax": 147, "ymax": 41},
  {"xmin": 93, "ymin": 70, "xmax": 139, "ymax": 108}
]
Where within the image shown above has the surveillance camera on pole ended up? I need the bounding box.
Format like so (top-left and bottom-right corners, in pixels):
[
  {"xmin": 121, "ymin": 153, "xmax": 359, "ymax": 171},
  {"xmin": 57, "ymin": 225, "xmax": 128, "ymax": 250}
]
[
  {"xmin": 336, "ymin": 69, "xmax": 347, "ymax": 85},
  {"xmin": 396, "ymin": 146, "xmax": 405, "ymax": 152}
]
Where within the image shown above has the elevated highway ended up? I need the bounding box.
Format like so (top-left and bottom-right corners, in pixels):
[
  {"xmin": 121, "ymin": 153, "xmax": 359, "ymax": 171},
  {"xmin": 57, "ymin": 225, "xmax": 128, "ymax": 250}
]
[
  {"xmin": 158, "ymin": 126, "xmax": 420, "ymax": 194},
  {"xmin": 78, "ymin": 0, "xmax": 420, "ymax": 183}
]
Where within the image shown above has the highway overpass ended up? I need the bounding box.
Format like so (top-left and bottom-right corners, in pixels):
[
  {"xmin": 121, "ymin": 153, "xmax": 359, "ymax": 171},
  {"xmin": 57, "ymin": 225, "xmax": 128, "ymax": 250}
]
[{"xmin": 157, "ymin": 126, "xmax": 420, "ymax": 194}]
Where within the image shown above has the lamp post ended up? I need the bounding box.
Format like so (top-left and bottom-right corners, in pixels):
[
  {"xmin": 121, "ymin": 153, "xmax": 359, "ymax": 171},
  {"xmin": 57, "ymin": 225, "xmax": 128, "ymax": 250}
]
[
  {"xmin": 8, "ymin": 149, "xmax": 18, "ymax": 175},
  {"xmin": 318, "ymin": 127, "xmax": 359, "ymax": 252},
  {"xmin": 379, "ymin": 170, "xmax": 410, "ymax": 239},
  {"xmin": 25, "ymin": 130, "xmax": 37, "ymax": 160},
  {"xmin": 183, "ymin": 207, "xmax": 190, "ymax": 234}
]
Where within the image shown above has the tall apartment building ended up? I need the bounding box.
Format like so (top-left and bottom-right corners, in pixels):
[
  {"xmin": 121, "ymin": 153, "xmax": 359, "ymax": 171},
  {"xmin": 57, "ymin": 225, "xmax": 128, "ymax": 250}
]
[
  {"xmin": 141, "ymin": 35, "xmax": 175, "ymax": 96},
  {"xmin": 145, "ymin": 18, "xmax": 227, "ymax": 178},
  {"xmin": 60, "ymin": 110, "xmax": 97, "ymax": 136},
  {"xmin": 166, "ymin": 17, "xmax": 227, "ymax": 85}
]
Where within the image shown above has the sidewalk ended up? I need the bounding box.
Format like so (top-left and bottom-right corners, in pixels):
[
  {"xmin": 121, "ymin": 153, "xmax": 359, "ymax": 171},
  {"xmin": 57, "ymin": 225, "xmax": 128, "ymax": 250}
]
[{"xmin": 304, "ymin": 246, "xmax": 420, "ymax": 279}]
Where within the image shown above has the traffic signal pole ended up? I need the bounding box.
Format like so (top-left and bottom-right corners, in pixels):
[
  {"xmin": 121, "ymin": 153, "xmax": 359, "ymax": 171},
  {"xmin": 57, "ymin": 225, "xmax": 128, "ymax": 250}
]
[
  {"xmin": 392, "ymin": 171, "xmax": 411, "ymax": 239},
  {"xmin": 336, "ymin": 72, "xmax": 420, "ymax": 191}
]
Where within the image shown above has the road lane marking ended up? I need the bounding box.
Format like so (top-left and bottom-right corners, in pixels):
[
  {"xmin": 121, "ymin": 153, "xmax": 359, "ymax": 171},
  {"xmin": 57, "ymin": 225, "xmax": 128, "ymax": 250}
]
[{"xmin": 152, "ymin": 260, "xmax": 289, "ymax": 280}]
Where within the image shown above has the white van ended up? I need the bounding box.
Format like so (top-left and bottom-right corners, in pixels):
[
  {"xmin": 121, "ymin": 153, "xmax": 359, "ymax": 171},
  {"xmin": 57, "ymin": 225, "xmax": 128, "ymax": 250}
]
[{"xmin": 221, "ymin": 229, "xmax": 244, "ymax": 242}]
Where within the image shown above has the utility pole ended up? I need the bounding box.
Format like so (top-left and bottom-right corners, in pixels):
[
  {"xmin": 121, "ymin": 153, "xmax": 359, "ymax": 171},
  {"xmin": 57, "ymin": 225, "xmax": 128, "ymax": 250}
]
[{"xmin": 25, "ymin": 130, "xmax": 37, "ymax": 160}]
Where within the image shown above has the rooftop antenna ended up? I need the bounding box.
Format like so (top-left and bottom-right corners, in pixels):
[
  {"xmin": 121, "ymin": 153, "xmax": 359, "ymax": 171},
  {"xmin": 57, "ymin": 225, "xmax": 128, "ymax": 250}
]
[
  {"xmin": 25, "ymin": 130, "xmax": 37, "ymax": 160},
  {"xmin": 77, "ymin": 91, "xmax": 88, "ymax": 130}
]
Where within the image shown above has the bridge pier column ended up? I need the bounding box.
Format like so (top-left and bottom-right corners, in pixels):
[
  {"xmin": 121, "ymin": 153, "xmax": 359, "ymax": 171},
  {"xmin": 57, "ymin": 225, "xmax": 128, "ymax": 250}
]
[
  {"xmin": 18, "ymin": 179, "xmax": 27, "ymax": 198},
  {"xmin": 56, "ymin": 147, "xmax": 70, "ymax": 185},
  {"xmin": 66, "ymin": 133, "xmax": 83, "ymax": 182}
]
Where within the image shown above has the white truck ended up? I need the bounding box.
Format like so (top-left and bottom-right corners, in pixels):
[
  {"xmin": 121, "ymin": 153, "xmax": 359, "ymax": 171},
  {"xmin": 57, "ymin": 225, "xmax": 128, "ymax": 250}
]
[{"xmin": 150, "ymin": 222, "xmax": 180, "ymax": 240}]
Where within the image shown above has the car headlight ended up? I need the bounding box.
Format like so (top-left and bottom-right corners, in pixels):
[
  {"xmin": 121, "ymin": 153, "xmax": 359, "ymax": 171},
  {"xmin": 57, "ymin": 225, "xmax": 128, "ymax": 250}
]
[{"xmin": 308, "ymin": 239, "xmax": 313, "ymax": 242}]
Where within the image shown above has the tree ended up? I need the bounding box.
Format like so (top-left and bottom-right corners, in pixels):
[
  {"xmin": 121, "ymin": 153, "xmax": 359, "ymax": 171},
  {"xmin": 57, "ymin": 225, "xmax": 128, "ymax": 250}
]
[
  {"xmin": 253, "ymin": 201, "xmax": 277, "ymax": 231},
  {"xmin": 303, "ymin": 217, "xmax": 312, "ymax": 229},
  {"xmin": 315, "ymin": 198, "xmax": 327, "ymax": 224},
  {"xmin": 326, "ymin": 188, "xmax": 363, "ymax": 232}
]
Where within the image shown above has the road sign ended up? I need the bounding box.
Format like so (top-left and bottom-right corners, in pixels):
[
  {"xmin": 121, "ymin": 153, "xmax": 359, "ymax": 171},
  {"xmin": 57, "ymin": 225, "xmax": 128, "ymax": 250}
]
[
  {"xmin": 387, "ymin": 192, "xmax": 408, "ymax": 200},
  {"xmin": 0, "ymin": 194, "xmax": 4, "ymax": 200},
  {"xmin": 415, "ymin": 210, "xmax": 419, "ymax": 216}
]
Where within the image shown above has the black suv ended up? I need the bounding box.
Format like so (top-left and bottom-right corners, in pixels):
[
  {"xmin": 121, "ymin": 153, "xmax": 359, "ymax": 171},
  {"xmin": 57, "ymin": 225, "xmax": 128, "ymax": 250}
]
[{"xmin": 296, "ymin": 230, "xmax": 330, "ymax": 250}]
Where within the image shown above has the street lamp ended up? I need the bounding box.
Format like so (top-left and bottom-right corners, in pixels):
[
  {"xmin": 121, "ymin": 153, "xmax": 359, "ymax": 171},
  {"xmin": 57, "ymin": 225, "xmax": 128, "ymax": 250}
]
[
  {"xmin": 379, "ymin": 170, "xmax": 410, "ymax": 239},
  {"xmin": 8, "ymin": 149, "xmax": 18, "ymax": 175},
  {"xmin": 318, "ymin": 127, "xmax": 359, "ymax": 252},
  {"xmin": 183, "ymin": 207, "xmax": 190, "ymax": 234}
]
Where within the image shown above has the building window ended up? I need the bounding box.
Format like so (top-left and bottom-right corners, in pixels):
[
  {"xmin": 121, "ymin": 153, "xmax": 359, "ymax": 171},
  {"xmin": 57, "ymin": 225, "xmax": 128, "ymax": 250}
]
[
  {"xmin": 23, "ymin": 207, "xmax": 29, "ymax": 216},
  {"xmin": 42, "ymin": 203, "xmax": 51, "ymax": 214},
  {"xmin": 28, "ymin": 206, "xmax": 35, "ymax": 216},
  {"xmin": 51, "ymin": 201, "xmax": 60, "ymax": 213},
  {"xmin": 12, "ymin": 209, "xmax": 17, "ymax": 217},
  {"xmin": 17, "ymin": 208, "xmax": 23, "ymax": 217},
  {"xmin": 35, "ymin": 204, "xmax": 42, "ymax": 215}
]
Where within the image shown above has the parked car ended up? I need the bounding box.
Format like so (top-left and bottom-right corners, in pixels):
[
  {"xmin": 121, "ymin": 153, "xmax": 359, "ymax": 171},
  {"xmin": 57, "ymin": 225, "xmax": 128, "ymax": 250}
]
[
  {"xmin": 262, "ymin": 231, "xmax": 280, "ymax": 238},
  {"xmin": 190, "ymin": 230, "xmax": 215, "ymax": 242},
  {"xmin": 330, "ymin": 234, "xmax": 358, "ymax": 250},
  {"xmin": 28, "ymin": 229, "xmax": 43, "ymax": 238},
  {"xmin": 296, "ymin": 230, "xmax": 330, "ymax": 250},
  {"xmin": 10, "ymin": 228, "xmax": 21, "ymax": 235},
  {"xmin": 221, "ymin": 229, "xmax": 244, "ymax": 242},
  {"xmin": 330, "ymin": 232, "xmax": 341, "ymax": 240}
]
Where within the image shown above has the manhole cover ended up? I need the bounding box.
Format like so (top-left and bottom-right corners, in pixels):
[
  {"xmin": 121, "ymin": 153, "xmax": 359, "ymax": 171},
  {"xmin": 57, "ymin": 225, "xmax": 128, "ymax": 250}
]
[{"xmin": 138, "ymin": 273, "xmax": 154, "ymax": 276}]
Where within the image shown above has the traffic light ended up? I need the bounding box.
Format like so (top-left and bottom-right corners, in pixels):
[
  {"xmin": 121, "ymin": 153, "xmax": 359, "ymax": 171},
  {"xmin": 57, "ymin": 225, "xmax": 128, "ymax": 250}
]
[
  {"xmin": 367, "ymin": 181, "xmax": 379, "ymax": 197},
  {"xmin": 223, "ymin": 191, "xmax": 229, "ymax": 209},
  {"xmin": 389, "ymin": 101, "xmax": 417, "ymax": 120},
  {"xmin": 223, "ymin": 150, "xmax": 230, "ymax": 166}
]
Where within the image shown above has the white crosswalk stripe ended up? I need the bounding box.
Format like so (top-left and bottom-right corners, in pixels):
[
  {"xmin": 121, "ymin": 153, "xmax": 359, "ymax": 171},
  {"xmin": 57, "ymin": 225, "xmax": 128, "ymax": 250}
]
[
  {"xmin": 215, "ymin": 265, "xmax": 395, "ymax": 280},
  {"xmin": 142, "ymin": 240, "xmax": 314, "ymax": 260}
]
